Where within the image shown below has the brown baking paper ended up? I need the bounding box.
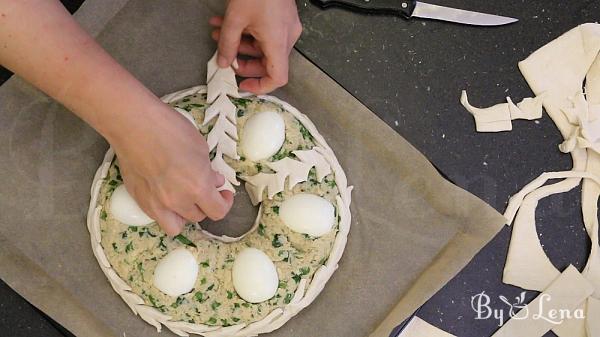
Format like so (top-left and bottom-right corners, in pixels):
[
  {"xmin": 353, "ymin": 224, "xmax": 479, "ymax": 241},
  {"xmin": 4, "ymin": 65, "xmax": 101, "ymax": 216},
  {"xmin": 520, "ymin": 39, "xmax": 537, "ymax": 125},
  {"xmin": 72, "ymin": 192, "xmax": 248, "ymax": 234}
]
[{"xmin": 0, "ymin": 1, "xmax": 505, "ymax": 337}]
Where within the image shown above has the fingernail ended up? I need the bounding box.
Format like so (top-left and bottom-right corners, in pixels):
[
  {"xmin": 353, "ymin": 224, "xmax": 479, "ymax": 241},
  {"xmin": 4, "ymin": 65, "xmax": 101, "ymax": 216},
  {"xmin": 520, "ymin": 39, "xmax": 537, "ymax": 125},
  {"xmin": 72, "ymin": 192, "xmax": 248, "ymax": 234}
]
[{"xmin": 218, "ymin": 55, "xmax": 228, "ymax": 68}]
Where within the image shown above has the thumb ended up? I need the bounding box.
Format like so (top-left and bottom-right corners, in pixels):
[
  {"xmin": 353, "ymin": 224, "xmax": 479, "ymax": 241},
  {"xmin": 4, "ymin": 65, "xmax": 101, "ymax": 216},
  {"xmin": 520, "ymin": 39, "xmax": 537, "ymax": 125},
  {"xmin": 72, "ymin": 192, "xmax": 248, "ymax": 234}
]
[{"xmin": 217, "ymin": 16, "xmax": 244, "ymax": 68}]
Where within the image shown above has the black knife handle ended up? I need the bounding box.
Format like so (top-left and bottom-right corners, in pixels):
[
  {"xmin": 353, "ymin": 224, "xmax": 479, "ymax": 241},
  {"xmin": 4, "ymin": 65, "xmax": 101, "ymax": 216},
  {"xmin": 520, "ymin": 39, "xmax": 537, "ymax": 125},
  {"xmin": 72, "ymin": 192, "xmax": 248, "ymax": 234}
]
[{"xmin": 312, "ymin": 0, "xmax": 417, "ymax": 19}]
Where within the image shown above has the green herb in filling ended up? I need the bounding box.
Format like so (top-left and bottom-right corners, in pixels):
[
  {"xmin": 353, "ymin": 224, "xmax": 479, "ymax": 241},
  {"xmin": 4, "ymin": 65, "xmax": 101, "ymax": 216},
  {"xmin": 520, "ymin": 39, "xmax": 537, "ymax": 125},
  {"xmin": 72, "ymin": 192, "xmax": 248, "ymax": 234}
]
[
  {"xmin": 232, "ymin": 97, "xmax": 252, "ymax": 108},
  {"xmin": 158, "ymin": 236, "xmax": 167, "ymax": 250},
  {"xmin": 270, "ymin": 149, "xmax": 289, "ymax": 161},
  {"xmin": 284, "ymin": 293, "xmax": 293, "ymax": 304},
  {"xmin": 303, "ymin": 233, "xmax": 317, "ymax": 240},
  {"xmin": 258, "ymin": 223, "xmax": 266, "ymax": 236},
  {"xmin": 174, "ymin": 234, "xmax": 197, "ymax": 248},
  {"xmin": 272, "ymin": 234, "xmax": 284, "ymax": 248},
  {"xmin": 125, "ymin": 241, "xmax": 133, "ymax": 253},
  {"xmin": 138, "ymin": 227, "xmax": 157, "ymax": 238},
  {"xmin": 292, "ymin": 267, "xmax": 310, "ymax": 283},
  {"xmin": 148, "ymin": 294, "xmax": 160, "ymax": 308},
  {"xmin": 137, "ymin": 262, "xmax": 145, "ymax": 280},
  {"xmin": 194, "ymin": 291, "xmax": 206, "ymax": 303},
  {"xmin": 171, "ymin": 296, "xmax": 185, "ymax": 308},
  {"xmin": 299, "ymin": 124, "xmax": 314, "ymax": 141}
]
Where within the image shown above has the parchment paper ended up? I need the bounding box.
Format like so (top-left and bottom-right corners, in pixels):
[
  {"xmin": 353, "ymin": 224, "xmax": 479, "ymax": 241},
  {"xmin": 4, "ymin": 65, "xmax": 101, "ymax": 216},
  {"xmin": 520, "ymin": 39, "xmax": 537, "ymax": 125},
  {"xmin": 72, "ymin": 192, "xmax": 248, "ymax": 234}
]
[{"xmin": 0, "ymin": 1, "xmax": 505, "ymax": 337}]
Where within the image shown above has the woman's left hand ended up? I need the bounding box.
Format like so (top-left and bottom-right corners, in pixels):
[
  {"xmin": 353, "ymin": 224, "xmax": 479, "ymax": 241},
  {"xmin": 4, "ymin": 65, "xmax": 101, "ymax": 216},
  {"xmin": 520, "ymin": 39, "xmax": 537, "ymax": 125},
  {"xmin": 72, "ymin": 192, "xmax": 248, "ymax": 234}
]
[{"xmin": 210, "ymin": 0, "xmax": 302, "ymax": 94}]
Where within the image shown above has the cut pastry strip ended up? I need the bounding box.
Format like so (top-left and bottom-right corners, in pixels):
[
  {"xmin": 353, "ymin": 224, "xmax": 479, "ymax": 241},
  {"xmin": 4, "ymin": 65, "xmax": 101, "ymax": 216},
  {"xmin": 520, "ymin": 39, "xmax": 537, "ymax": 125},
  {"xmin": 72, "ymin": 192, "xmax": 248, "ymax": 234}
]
[
  {"xmin": 518, "ymin": 24, "xmax": 600, "ymax": 138},
  {"xmin": 507, "ymin": 94, "xmax": 544, "ymax": 120},
  {"xmin": 460, "ymin": 90, "xmax": 512, "ymax": 132},
  {"xmin": 587, "ymin": 297, "xmax": 600, "ymax": 336},
  {"xmin": 493, "ymin": 265, "xmax": 594, "ymax": 337},
  {"xmin": 503, "ymin": 169, "xmax": 596, "ymax": 291},
  {"xmin": 552, "ymin": 303, "xmax": 587, "ymax": 337},
  {"xmin": 397, "ymin": 316, "xmax": 456, "ymax": 337},
  {"xmin": 204, "ymin": 94, "xmax": 237, "ymax": 126}
]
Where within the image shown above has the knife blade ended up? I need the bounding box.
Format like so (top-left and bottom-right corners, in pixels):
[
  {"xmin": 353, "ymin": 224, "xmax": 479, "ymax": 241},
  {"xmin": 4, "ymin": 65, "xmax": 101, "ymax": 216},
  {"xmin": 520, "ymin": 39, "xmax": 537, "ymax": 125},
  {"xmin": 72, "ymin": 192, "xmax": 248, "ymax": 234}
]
[{"xmin": 311, "ymin": 0, "xmax": 518, "ymax": 26}]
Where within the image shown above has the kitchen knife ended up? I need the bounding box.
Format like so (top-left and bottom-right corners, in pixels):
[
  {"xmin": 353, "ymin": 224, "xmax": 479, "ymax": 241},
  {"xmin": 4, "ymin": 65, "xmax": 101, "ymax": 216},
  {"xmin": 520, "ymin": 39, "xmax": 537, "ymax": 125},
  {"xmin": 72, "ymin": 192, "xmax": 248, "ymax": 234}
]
[{"xmin": 311, "ymin": 0, "xmax": 518, "ymax": 26}]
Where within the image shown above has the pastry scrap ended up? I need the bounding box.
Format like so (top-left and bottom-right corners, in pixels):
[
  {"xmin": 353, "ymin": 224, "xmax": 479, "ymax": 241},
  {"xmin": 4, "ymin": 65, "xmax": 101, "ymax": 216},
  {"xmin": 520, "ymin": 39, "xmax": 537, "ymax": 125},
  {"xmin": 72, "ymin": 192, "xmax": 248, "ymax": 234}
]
[
  {"xmin": 460, "ymin": 90, "xmax": 545, "ymax": 132},
  {"xmin": 397, "ymin": 317, "xmax": 456, "ymax": 337},
  {"xmin": 460, "ymin": 90, "xmax": 512, "ymax": 132},
  {"xmin": 463, "ymin": 23, "xmax": 600, "ymax": 336},
  {"xmin": 87, "ymin": 52, "xmax": 352, "ymax": 336},
  {"xmin": 492, "ymin": 266, "xmax": 594, "ymax": 337}
]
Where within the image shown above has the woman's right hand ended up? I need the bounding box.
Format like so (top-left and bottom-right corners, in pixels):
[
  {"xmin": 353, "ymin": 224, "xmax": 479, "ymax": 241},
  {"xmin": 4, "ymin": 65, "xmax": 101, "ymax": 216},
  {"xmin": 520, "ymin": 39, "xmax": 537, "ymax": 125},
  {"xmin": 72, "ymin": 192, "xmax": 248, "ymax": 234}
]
[
  {"xmin": 111, "ymin": 103, "xmax": 234, "ymax": 236},
  {"xmin": 0, "ymin": 0, "xmax": 233, "ymax": 236}
]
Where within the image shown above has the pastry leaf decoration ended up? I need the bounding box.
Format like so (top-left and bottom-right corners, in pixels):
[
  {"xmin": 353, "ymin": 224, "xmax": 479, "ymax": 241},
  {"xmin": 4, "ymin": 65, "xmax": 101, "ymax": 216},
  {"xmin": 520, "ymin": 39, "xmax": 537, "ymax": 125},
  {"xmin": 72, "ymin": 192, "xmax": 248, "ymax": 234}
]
[
  {"xmin": 206, "ymin": 51, "xmax": 240, "ymax": 193},
  {"xmin": 243, "ymin": 148, "xmax": 332, "ymax": 205}
]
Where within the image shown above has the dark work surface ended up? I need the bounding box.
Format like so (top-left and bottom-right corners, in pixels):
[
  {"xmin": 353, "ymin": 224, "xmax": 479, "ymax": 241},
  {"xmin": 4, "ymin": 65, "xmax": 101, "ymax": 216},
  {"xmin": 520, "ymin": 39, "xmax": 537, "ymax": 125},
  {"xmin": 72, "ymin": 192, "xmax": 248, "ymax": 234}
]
[{"xmin": 1, "ymin": 1, "xmax": 599, "ymax": 337}]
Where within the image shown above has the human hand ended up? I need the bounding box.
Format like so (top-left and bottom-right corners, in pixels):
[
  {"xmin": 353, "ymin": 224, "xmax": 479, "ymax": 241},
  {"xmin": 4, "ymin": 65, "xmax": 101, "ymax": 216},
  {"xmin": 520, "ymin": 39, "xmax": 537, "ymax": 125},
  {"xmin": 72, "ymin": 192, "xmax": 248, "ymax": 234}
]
[
  {"xmin": 0, "ymin": 0, "xmax": 233, "ymax": 237},
  {"xmin": 210, "ymin": 0, "xmax": 302, "ymax": 94},
  {"xmin": 112, "ymin": 104, "xmax": 234, "ymax": 236}
]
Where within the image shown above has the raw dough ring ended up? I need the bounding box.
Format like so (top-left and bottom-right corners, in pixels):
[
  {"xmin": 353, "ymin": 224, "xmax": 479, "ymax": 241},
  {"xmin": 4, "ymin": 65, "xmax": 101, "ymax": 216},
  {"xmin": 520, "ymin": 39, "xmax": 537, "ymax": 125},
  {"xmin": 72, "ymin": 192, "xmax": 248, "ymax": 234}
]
[{"xmin": 86, "ymin": 86, "xmax": 352, "ymax": 337}]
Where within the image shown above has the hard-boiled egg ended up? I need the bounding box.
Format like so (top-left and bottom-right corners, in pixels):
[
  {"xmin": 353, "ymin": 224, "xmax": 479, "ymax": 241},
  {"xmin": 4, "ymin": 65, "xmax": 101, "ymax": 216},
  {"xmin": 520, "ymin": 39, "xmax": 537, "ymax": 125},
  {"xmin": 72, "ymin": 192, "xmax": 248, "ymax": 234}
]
[
  {"xmin": 232, "ymin": 248, "xmax": 279, "ymax": 303},
  {"xmin": 280, "ymin": 193, "xmax": 335, "ymax": 237},
  {"xmin": 240, "ymin": 110, "xmax": 285, "ymax": 161},
  {"xmin": 153, "ymin": 248, "xmax": 199, "ymax": 297},
  {"xmin": 109, "ymin": 184, "xmax": 154, "ymax": 226}
]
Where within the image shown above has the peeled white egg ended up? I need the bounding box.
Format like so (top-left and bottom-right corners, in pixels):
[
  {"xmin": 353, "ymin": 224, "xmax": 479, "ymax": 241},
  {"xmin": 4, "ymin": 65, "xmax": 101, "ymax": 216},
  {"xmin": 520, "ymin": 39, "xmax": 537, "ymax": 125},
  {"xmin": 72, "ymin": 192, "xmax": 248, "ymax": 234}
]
[
  {"xmin": 232, "ymin": 248, "xmax": 279, "ymax": 303},
  {"xmin": 109, "ymin": 184, "xmax": 154, "ymax": 226},
  {"xmin": 240, "ymin": 110, "xmax": 285, "ymax": 161},
  {"xmin": 280, "ymin": 193, "xmax": 335, "ymax": 237},
  {"xmin": 153, "ymin": 248, "xmax": 199, "ymax": 297}
]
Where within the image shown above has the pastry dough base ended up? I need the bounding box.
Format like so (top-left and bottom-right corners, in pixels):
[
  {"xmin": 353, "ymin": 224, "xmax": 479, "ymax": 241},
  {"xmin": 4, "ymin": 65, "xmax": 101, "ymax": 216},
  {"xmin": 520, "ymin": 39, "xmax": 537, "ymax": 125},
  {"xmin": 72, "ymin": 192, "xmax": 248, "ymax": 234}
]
[{"xmin": 87, "ymin": 86, "xmax": 353, "ymax": 337}]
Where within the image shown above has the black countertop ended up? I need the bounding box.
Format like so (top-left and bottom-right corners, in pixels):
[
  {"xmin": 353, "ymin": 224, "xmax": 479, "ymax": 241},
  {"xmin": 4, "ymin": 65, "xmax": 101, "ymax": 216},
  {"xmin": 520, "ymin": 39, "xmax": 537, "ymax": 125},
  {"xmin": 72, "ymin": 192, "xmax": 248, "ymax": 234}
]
[{"xmin": 1, "ymin": 1, "xmax": 598, "ymax": 336}]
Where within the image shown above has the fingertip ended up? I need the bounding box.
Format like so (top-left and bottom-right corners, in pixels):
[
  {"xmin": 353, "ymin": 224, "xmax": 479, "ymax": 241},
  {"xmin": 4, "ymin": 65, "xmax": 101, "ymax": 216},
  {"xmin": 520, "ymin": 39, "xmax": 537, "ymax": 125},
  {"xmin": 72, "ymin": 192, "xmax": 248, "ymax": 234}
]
[
  {"xmin": 213, "ymin": 171, "xmax": 225, "ymax": 187},
  {"xmin": 209, "ymin": 16, "xmax": 223, "ymax": 26},
  {"xmin": 220, "ymin": 190, "xmax": 234, "ymax": 205},
  {"xmin": 211, "ymin": 29, "xmax": 220, "ymax": 41},
  {"xmin": 238, "ymin": 78, "xmax": 258, "ymax": 93},
  {"xmin": 239, "ymin": 78, "xmax": 269, "ymax": 95},
  {"xmin": 156, "ymin": 211, "xmax": 186, "ymax": 237},
  {"xmin": 219, "ymin": 190, "xmax": 235, "ymax": 215},
  {"xmin": 236, "ymin": 58, "xmax": 267, "ymax": 78},
  {"xmin": 217, "ymin": 54, "xmax": 230, "ymax": 68}
]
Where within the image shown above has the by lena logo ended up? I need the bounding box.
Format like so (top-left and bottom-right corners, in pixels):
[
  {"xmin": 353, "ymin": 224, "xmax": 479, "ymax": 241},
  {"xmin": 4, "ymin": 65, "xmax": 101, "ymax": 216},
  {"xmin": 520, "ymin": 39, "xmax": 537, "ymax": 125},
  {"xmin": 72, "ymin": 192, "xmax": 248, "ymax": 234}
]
[{"xmin": 470, "ymin": 291, "xmax": 585, "ymax": 327}]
